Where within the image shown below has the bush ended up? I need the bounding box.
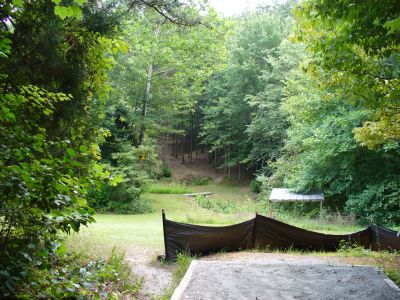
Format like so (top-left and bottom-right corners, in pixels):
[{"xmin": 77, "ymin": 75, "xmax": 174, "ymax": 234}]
[
  {"xmin": 0, "ymin": 87, "xmax": 102, "ymax": 296},
  {"xmin": 182, "ymin": 175, "xmax": 212, "ymax": 185},
  {"xmin": 250, "ymin": 178, "xmax": 262, "ymax": 193},
  {"xmin": 89, "ymin": 145, "xmax": 161, "ymax": 213},
  {"xmin": 88, "ymin": 183, "xmax": 154, "ymax": 214},
  {"xmin": 346, "ymin": 177, "xmax": 400, "ymax": 226},
  {"xmin": 190, "ymin": 176, "xmax": 212, "ymax": 186},
  {"xmin": 161, "ymin": 165, "xmax": 172, "ymax": 178},
  {"xmin": 194, "ymin": 195, "xmax": 237, "ymax": 214},
  {"xmin": 1, "ymin": 242, "xmax": 141, "ymax": 299}
]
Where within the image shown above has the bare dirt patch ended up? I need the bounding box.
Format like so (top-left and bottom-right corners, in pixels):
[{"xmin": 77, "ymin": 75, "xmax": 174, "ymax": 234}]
[
  {"xmin": 161, "ymin": 144, "xmax": 223, "ymax": 183},
  {"xmin": 124, "ymin": 247, "xmax": 173, "ymax": 299}
]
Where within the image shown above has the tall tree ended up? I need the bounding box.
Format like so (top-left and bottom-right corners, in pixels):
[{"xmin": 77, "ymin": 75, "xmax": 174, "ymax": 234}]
[{"xmin": 107, "ymin": 8, "xmax": 227, "ymax": 147}]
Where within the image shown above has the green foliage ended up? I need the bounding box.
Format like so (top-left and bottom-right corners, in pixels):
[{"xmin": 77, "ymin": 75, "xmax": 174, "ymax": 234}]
[
  {"xmin": 1, "ymin": 242, "xmax": 140, "ymax": 299},
  {"xmin": 112, "ymin": 145, "xmax": 161, "ymax": 191},
  {"xmin": 200, "ymin": 5, "xmax": 293, "ymax": 171},
  {"xmin": 293, "ymin": 0, "xmax": 400, "ymax": 148},
  {"xmin": 188, "ymin": 176, "xmax": 212, "ymax": 186},
  {"xmin": 194, "ymin": 195, "xmax": 237, "ymax": 214},
  {"xmin": 245, "ymin": 40, "xmax": 306, "ymax": 171},
  {"xmin": 89, "ymin": 183, "xmax": 154, "ymax": 214},
  {"xmin": 346, "ymin": 178, "xmax": 400, "ymax": 225},
  {"xmin": 0, "ymin": 0, "xmax": 126, "ymax": 296},
  {"xmin": 0, "ymin": 87, "xmax": 97, "ymax": 235},
  {"xmin": 250, "ymin": 178, "xmax": 262, "ymax": 193},
  {"xmin": 254, "ymin": 0, "xmax": 400, "ymax": 225},
  {"xmin": 89, "ymin": 145, "xmax": 161, "ymax": 213},
  {"xmin": 0, "ymin": 86, "xmax": 109, "ymax": 295},
  {"xmin": 267, "ymin": 52, "xmax": 400, "ymax": 222},
  {"xmin": 161, "ymin": 165, "xmax": 172, "ymax": 178},
  {"xmin": 107, "ymin": 9, "xmax": 228, "ymax": 147}
]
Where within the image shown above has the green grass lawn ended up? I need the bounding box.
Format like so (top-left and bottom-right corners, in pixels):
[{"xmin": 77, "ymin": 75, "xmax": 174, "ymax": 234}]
[
  {"xmin": 66, "ymin": 180, "xmax": 367, "ymax": 258},
  {"xmin": 66, "ymin": 182, "xmax": 255, "ymax": 256}
]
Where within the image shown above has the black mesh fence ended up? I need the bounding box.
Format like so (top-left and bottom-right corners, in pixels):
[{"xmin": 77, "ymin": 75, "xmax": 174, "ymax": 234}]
[{"xmin": 162, "ymin": 212, "xmax": 400, "ymax": 261}]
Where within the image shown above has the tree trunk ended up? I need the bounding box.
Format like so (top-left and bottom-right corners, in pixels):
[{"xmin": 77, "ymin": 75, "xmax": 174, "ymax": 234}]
[
  {"xmin": 139, "ymin": 26, "xmax": 160, "ymax": 145},
  {"xmin": 194, "ymin": 112, "xmax": 198, "ymax": 159},
  {"xmin": 189, "ymin": 112, "xmax": 193, "ymax": 162},
  {"xmin": 228, "ymin": 145, "xmax": 231, "ymax": 180},
  {"xmin": 161, "ymin": 132, "xmax": 165, "ymax": 163},
  {"xmin": 224, "ymin": 146, "xmax": 227, "ymax": 175},
  {"xmin": 139, "ymin": 63, "xmax": 153, "ymax": 145},
  {"xmin": 166, "ymin": 132, "xmax": 169, "ymax": 157},
  {"xmin": 181, "ymin": 120, "xmax": 185, "ymax": 164},
  {"xmin": 214, "ymin": 149, "xmax": 218, "ymax": 172},
  {"xmin": 174, "ymin": 133, "xmax": 178, "ymax": 158}
]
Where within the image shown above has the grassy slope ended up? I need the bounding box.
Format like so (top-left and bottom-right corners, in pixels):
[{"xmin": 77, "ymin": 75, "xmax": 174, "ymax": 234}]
[{"xmin": 67, "ymin": 180, "xmax": 366, "ymax": 256}]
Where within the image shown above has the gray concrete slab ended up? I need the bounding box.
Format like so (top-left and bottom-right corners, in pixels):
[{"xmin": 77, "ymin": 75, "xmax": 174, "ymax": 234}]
[{"xmin": 172, "ymin": 260, "xmax": 400, "ymax": 300}]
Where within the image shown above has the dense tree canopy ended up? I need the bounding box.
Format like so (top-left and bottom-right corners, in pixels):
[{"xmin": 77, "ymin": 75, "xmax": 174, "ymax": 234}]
[
  {"xmin": 200, "ymin": 6, "xmax": 292, "ymax": 175},
  {"xmin": 294, "ymin": 0, "xmax": 400, "ymax": 149}
]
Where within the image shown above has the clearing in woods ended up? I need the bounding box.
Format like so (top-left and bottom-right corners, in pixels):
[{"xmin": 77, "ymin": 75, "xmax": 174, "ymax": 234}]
[{"xmin": 66, "ymin": 150, "xmax": 399, "ymax": 299}]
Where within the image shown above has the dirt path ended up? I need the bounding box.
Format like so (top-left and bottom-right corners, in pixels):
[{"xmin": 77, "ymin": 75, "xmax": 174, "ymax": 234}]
[
  {"xmin": 124, "ymin": 247, "xmax": 173, "ymax": 299},
  {"xmin": 161, "ymin": 143, "xmax": 224, "ymax": 183}
]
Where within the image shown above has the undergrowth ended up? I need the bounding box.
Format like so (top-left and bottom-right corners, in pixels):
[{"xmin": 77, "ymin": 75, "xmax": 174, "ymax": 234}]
[
  {"xmin": 3, "ymin": 243, "xmax": 141, "ymax": 299},
  {"xmin": 192, "ymin": 195, "xmax": 365, "ymax": 233},
  {"xmin": 185, "ymin": 176, "xmax": 212, "ymax": 186},
  {"xmin": 157, "ymin": 253, "xmax": 193, "ymax": 300},
  {"xmin": 337, "ymin": 241, "xmax": 400, "ymax": 286},
  {"xmin": 194, "ymin": 195, "xmax": 237, "ymax": 214}
]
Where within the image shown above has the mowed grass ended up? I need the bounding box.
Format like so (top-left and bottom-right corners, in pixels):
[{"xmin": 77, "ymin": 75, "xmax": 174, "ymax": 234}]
[
  {"xmin": 66, "ymin": 182, "xmax": 250, "ymax": 256},
  {"xmin": 66, "ymin": 180, "xmax": 369, "ymax": 257},
  {"xmin": 143, "ymin": 182, "xmax": 192, "ymax": 194},
  {"xmin": 66, "ymin": 193, "xmax": 193, "ymax": 256}
]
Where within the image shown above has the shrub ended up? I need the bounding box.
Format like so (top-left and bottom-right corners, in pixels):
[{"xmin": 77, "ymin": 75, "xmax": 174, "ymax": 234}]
[
  {"xmin": 346, "ymin": 177, "xmax": 400, "ymax": 226},
  {"xmin": 1, "ymin": 242, "xmax": 141, "ymax": 299},
  {"xmin": 161, "ymin": 165, "xmax": 172, "ymax": 178},
  {"xmin": 194, "ymin": 195, "xmax": 237, "ymax": 214},
  {"xmin": 250, "ymin": 178, "xmax": 262, "ymax": 193},
  {"xmin": 0, "ymin": 87, "xmax": 105, "ymax": 296},
  {"xmin": 190, "ymin": 176, "xmax": 212, "ymax": 186},
  {"xmin": 88, "ymin": 183, "xmax": 154, "ymax": 214},
  {"xmin": 89, "ymin": 145, "xmax": 161, "ymax": 213}
]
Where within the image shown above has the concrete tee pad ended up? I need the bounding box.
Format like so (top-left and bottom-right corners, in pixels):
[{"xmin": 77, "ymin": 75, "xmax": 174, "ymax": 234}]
[{"xmin": 172, "ymin": 260, "xmax": 400, "ymax": 300}]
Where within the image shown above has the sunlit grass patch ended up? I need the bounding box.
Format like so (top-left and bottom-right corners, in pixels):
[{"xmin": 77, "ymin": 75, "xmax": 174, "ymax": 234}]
[{"xmin": 144, "ymin": 182, "xmax": 192, "ymax": 194}]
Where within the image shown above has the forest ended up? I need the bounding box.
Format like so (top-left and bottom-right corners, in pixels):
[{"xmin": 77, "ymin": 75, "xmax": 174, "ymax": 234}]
[{"xmin": 1, "ymin": 0, "xmax": 399, "ymax": 298}]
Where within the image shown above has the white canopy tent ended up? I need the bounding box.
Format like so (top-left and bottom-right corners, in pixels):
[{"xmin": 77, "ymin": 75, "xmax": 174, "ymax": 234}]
[{"xmin": 268, "ymin": 188, "xmax": 324, "ymax": 216}]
